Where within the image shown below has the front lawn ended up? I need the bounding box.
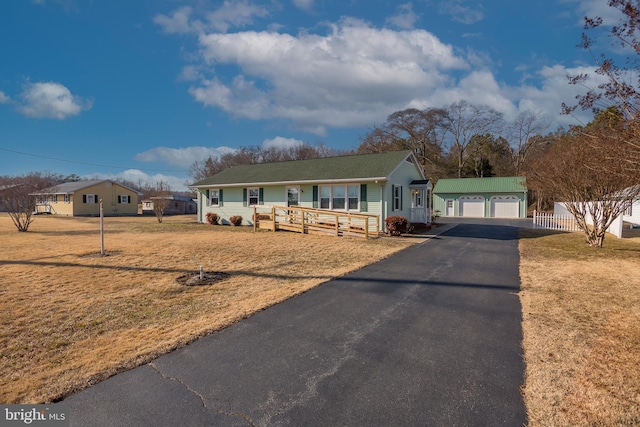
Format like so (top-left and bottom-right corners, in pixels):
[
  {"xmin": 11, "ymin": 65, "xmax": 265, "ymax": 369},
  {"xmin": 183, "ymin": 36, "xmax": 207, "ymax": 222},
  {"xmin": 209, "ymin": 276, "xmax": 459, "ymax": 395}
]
[{"xmin": 0, "ymin": 214, "xmax": 413, "ymax": 403}]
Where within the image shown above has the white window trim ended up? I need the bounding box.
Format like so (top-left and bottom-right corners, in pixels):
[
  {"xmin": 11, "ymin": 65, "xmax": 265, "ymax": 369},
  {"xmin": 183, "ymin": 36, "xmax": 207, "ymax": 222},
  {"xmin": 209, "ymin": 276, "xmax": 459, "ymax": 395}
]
[
  {"xmin": 248, "ymin": 187, "xmax": 260, "ymax": 207},
  {"xmin": 393, "ymin": 185, "xmax": 402, "ymax": 211},
  {"xmin": 85, "ymin": 194, "xmax": 97, "ymax": 204},
  {"xmin": 64, "ymin": 194, "xmax": 70, "ymax": 204},
  {"xmin": 118, "ymin": 195, "xmax": 130, "ymax": 204},
  {"xmin": 210, "ymin": 189, "xmax": 220, "ymax": 207},
  {"xmin": 318, "ymin": 184, "xmax": 360, "ymax": 212}
]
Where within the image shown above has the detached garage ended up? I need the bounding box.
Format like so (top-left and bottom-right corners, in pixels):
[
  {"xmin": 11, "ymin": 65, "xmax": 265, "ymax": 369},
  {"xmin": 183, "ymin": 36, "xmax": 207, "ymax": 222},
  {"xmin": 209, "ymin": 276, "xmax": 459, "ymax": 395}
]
[{"xmin": 433, "ymin": 177, "xmax": 527, "ymax": 219}]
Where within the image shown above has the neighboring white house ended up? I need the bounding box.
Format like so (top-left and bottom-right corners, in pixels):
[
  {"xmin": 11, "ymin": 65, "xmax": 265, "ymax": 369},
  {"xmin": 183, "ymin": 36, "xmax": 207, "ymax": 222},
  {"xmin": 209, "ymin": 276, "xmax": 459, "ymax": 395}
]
[
  {"xmin": 554, "ymin": 202, "xmax": 625, "ymax": 238},
  {"xmin": 622, "ymin": 186, "xmax": 640, "ymax": 226},
  {"xmin": 623, "ymin": 200, "xmax": 640, "ymax": 225},
  {"xmin": 191, "ymin": 150, "xmax": 432, "ymax": 232}
]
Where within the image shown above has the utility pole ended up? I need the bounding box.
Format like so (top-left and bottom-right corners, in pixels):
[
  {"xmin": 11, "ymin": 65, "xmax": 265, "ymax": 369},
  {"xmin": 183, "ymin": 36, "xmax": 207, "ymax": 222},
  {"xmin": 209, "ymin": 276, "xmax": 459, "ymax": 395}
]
[{"xmin": 100, "ymin": 199, "xmax": 105, "ymax": 256}]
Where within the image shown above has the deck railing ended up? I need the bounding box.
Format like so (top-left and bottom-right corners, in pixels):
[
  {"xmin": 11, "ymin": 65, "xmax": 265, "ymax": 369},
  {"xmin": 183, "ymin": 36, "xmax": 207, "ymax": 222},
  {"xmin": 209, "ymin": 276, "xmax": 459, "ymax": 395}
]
[{"xmin": 253, "ymin": 205, "xmax": 380, "ymax": 239}]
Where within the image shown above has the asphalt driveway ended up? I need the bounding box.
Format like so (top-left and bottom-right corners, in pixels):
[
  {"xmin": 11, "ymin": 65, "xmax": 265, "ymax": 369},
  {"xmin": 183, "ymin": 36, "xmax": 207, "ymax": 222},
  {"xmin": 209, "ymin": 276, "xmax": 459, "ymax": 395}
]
[{"xmin": 65, "ymin": 222, "xmax": 527, "ymax": 426}]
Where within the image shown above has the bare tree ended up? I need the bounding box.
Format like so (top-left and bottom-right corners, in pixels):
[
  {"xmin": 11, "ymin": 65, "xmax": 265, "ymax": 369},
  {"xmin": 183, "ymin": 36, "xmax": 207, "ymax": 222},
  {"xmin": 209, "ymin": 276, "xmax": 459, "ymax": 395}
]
[
  {"xmin": 508, "ymin": 111, "xmax": 550, "ymax": 175},
  {"xmin": 0, "ymin": 173, "xmax": 62, "ymax": 232},
  {"xmin": 189, "ymin": 143, "xmax": 339, "ymax": 183},
  {"xmin": 563, "ymin": 0, "xmax": 640, "ymax": 168},
  {"xmin": 464, "ymin": 134, "xmax": 515, "ymax": 177},
  {"xmin": 150, "ymin": 181, "xmax": 171, "ymax": 223},
  {"xmin": 443, "ymin": 101, "xmax": 505, "ymax": 178},
  {"xmin": 357, "ymin": 125, "xmax": 403, "ymax": 153},
  {"xmin": 526, "ymin": 109, "xmax": 640, "ymax": 247},
  {"xmin": 357, "ymin": 108, "xmax": 449, "ymax": 179},
  {"xmin": 566, "ymin": 0, "xmax": 640, "ymax": 121}
]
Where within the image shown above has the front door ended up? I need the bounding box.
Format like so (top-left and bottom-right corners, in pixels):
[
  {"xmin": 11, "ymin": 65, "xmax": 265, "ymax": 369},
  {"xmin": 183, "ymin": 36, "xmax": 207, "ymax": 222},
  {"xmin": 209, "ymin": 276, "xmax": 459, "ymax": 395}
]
[
  {"xmin": 287, "ymin": 187, "xmax": 300, "ymax": 207},
  {"xmin": 446, "ymin": 199, "xmax": 454, "ymax": 216},
  {"xmin": 411, "ymin": 189, "xmax": 426, "ymax": 223}
]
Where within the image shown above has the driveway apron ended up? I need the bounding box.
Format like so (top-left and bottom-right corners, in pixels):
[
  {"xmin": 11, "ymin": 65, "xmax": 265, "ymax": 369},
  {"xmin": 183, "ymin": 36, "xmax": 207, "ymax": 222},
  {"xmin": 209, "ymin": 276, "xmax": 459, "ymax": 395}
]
[{"xmin": 65, "ymin": 223, "xmax": 527, "ymax": 426}]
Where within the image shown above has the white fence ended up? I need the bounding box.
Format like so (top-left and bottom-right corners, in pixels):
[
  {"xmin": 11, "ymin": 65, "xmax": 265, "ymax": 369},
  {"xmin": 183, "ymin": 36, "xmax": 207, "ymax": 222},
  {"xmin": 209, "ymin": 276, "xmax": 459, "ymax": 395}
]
[
  {"xmin": 532, "ymin": 204, "xmax": 623, "ymax": 238},
  {"xmin": 532, "ymin": 210, "xmax": 582, "ymax": 232}
]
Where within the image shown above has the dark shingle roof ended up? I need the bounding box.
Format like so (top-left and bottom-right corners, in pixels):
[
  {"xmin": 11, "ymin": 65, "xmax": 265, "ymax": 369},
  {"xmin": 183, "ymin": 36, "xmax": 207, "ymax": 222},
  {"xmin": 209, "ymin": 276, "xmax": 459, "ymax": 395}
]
[
  {"xmin": 193, "ymin": 151, "xmax": 417, "ymax": 187},
  {"xmin": 433, "ymin": 177, "xmax": 527, "ymax": 194}
]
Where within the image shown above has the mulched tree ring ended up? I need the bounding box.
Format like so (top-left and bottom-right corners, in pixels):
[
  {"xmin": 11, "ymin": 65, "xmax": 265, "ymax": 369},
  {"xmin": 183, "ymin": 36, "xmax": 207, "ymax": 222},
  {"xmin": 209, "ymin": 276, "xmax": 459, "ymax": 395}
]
[
  {"xmin": 80, "ymin": 251, "xmax": 121, "ymax": 258},
  {"xmin": 176, "ymin": 271, "xmax": 231, "ymax": 286}
]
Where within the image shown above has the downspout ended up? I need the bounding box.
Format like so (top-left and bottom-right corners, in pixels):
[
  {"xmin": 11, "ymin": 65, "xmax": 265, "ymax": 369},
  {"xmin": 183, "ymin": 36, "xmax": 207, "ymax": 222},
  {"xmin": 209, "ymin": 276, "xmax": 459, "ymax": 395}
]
[{"xmin": 379, "ymin": 181, "xmax": 385, "ymax": 232}]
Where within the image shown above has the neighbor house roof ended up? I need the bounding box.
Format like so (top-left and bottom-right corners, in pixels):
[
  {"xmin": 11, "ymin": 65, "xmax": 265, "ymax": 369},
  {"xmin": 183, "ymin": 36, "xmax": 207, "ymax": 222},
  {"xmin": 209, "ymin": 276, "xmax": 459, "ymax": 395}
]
[
  {"xmin": 193, "ymin": 151, "xmax": 421, "ymax": 187},
  {"xmin": 433, "ymin": 177, "xmax": 527, "ymax": 194},
  {"xmin": 144, "ymin": 195, "xmax": 196, "ymax": 202},
  {"xmin": 32, "ymin": 180, "xmax": 143, "ymax": 196}
]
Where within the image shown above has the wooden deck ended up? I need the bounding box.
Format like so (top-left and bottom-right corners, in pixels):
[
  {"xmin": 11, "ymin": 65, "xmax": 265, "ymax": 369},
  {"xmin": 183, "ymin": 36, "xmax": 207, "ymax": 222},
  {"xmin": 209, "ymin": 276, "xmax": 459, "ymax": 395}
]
[{"xmin": 253, "ymin": 206, "xmax": 380, "ymax": 239}]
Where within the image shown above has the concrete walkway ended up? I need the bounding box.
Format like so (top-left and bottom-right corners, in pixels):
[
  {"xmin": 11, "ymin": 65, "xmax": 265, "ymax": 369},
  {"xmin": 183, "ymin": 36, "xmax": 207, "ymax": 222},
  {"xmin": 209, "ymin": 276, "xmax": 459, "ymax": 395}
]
[{"xmin": 65, "ymin": 222, "xmax": 527, "ymax": 426}]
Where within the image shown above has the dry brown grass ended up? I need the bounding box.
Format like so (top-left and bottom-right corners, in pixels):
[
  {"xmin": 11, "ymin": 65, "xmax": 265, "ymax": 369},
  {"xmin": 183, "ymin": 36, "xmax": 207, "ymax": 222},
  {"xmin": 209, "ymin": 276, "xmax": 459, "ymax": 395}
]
[
  {"xmin": 519, "ymin": 227, "xmax": 640, "ymax": 426},
  {"xmin": 0, "ymin": 214, "xmax": 413, "ymax": 404}
]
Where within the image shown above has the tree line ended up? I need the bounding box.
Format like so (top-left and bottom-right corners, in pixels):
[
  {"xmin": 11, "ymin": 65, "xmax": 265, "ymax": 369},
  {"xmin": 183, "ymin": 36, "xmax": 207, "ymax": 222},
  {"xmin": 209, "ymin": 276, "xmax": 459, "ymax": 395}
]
[
  {"xmin": 189, "ymin": 101, "xmax": 552, "ymax": 184},
  {"xmin": 355, "ymin": 101, "xmax": 551, "ymax": 181}
]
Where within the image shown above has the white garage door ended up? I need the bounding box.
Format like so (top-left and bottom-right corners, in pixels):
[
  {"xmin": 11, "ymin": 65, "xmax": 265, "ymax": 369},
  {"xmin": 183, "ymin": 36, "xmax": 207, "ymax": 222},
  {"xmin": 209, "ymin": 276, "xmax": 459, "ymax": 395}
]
[
  {"xmin": 459, "ymin": 196, "xmax": 485, "ymax": 217},
  {"xmin": 490, "ymin": 196, "xmax": 520, "ymax": 218}
]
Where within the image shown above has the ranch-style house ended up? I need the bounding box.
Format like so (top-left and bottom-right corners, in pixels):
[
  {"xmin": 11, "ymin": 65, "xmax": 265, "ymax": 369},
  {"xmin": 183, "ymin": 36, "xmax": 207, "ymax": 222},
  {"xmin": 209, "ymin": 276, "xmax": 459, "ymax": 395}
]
[
  {"xmin": 32, "ymin": 180, "xmax": 142, "ymax": 216},
  {"xmin": 192, "ymin": 150, "xmax": 432, "ymax": 232}
]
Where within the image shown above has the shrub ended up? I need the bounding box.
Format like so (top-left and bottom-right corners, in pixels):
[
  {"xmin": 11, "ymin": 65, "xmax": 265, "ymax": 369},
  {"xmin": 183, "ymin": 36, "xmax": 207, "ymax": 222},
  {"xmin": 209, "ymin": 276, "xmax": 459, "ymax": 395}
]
[
  {"xmin": 205, "ymin": 212, "xmax": 219, "ymax": 225},
  {"xmin": 385, "ymin": 215, "xmax": 410, "ymax": 236},
  {"xmin": 229, "ymin": 215, "xmax": 243, "ymax": 226}
]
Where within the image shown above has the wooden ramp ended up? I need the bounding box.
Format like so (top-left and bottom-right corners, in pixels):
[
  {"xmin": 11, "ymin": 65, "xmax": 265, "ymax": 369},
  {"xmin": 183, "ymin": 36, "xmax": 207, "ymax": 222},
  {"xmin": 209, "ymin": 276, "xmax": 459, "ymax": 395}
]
[{"xmin": 253, "ymin": 206, "xmax": 380, "ymax": 239}]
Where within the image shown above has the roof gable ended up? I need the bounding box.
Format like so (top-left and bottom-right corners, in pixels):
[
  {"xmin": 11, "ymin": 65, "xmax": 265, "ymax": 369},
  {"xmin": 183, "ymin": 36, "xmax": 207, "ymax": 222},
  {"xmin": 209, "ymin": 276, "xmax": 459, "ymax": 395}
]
[
  {"xmin": 193, "ymin": 151, "xmax": 419, "ymax": 187},
  {"xmin": 34, "ymin": 180, "xmax": 143, "ymax": 196},
  {"xmin": 433, "ymin": 177, "xmax": 527, "ymax": 194}
]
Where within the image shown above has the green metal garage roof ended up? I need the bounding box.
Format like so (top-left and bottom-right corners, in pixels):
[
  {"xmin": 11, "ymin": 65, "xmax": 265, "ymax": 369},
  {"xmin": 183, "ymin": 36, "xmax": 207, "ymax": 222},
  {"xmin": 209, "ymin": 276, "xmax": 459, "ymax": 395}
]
[{"xmin": 433, "ymin": 177, "xmax": 527, "ymax": 194}]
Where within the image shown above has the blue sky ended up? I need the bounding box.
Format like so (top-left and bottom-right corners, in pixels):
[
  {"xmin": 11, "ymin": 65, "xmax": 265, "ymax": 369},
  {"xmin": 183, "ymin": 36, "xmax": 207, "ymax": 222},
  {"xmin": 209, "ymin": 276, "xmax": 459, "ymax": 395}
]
[{"xmin": 0, "ymin": 0, "xmax": 622, "ymax": 190}]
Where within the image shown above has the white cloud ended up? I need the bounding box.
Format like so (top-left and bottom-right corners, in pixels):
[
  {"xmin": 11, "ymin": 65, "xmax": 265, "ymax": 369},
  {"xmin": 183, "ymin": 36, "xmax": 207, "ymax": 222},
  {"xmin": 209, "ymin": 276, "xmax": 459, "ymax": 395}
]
[
  {"xmin": 18, "ymin": 82, "xmax": 92, "ymax": 119},
  {"xmin": 510, "ymin": 64, "xmax": 607, "ymax": 127},
  {"xmin": 153, "ymin": 6, "xmax": 195, "ymax": 34},
  {"xmin": 431, "ymin": 70, "xmax": 518, "ymax": 118},
  {"xmin": 570, "ymin": 0, "xmax": 624, "ymax": 26},
  {"xmin": 437, "ymin": 0, "xmax": 484, "ymax": 24},
  {"xmin": 158, "ymin": 8, "xmax": 598, "ymax": 135},
  {"xmin": 206, "ymin": 0, "xmax": 269, "ymax": 32},
  {"xmin": 262, "ymin": 136, "xmax": 304, "ymax": 150},
  {"xmin": 154, "ymin": 1, "xmax": 268, "ymax": 34},
  {"xmin": 0, "ymin": 91, "xmax": 10, "ymax": 104},
  {"xmin": 86, "ymin": 169, "xmax": 191, "ymax": 192},
  {"xmin": 135, "ymin": 146, "xmax": 237, "ymax": 168},
  {"xmin": 292, "ymin": 0, "xmax": 314, "ymax": 11},
  {"xmin": 386, "ymin": 3, "xmax": 420, "ymax": 30},
  {"xmin": 179, "ymin": 65, "xmax": 203, "ymax": 82},
  {"xmin": 187, "ymin": 18, "xmax": 467, "ymax": 134}
]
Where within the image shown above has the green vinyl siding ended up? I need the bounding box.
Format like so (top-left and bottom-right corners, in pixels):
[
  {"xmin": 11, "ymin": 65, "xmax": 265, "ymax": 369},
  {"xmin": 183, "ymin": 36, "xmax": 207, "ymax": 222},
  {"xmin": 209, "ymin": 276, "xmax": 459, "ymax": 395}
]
[{"xmin": 382, "ymin": 159, "xmax": 422, "ymax": 221}]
